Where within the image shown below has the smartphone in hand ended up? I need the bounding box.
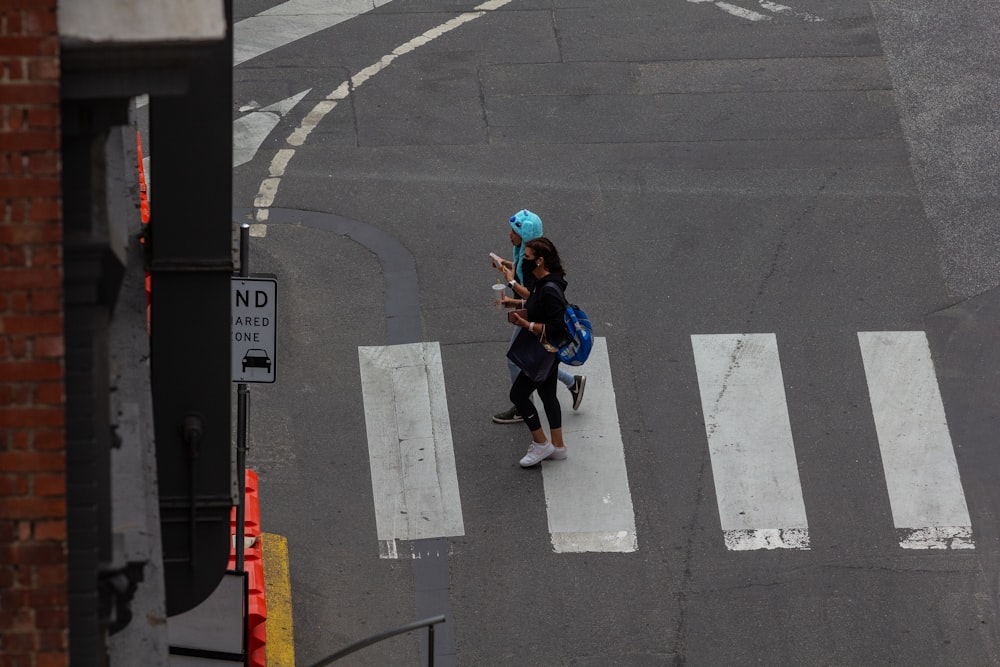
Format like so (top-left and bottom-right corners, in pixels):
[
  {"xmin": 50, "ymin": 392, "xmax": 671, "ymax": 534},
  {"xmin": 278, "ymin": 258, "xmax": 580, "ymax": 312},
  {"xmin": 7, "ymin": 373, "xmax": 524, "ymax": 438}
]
[
  {"xmin": 489, "ymin": 252, "xmax": 504, "ymax": 269},
  {"xmin": 507, "ymin": 308, "xmax": 527, "ymax": 324}
]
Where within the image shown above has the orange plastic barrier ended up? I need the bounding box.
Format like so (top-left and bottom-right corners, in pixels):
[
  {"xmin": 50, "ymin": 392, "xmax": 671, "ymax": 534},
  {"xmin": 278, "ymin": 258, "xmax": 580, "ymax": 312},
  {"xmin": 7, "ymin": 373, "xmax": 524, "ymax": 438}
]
[
  {"xmin": 230, "ymin": 469, "xmax": 267, "ymax": 667},
  {"xmin": 137, "ymin": 132, "xmax": 151, "ymax": 331}
]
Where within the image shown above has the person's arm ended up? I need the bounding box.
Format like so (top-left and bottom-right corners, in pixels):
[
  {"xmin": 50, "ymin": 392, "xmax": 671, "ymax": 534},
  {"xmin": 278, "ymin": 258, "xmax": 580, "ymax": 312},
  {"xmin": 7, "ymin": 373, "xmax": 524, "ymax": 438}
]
[{"xmin": 502, "ymin": 263, "xmax": 530, "ymax": 299}]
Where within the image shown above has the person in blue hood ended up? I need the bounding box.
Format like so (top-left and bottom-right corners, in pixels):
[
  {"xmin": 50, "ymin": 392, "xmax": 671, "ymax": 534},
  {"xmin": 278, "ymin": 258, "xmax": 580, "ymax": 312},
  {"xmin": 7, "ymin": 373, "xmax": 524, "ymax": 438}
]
[{"xmin": 492, "ymin": 210, "xmax": 586, "ymax": 424}]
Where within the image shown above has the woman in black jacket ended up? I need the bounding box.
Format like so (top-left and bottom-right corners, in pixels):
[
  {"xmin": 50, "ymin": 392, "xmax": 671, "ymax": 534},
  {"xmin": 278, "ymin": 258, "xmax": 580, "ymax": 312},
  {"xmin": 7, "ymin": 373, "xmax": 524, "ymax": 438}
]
[{"xmin": 507, "ymin": 237, "xmax": 570, "ymax": 467}]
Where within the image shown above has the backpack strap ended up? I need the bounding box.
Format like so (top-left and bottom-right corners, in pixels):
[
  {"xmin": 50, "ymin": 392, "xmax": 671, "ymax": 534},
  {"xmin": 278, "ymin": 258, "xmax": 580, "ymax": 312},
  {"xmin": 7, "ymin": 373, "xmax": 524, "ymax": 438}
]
[{"xmin": 541, "ymin": 281, "xmax": 567, "ymax": 307}]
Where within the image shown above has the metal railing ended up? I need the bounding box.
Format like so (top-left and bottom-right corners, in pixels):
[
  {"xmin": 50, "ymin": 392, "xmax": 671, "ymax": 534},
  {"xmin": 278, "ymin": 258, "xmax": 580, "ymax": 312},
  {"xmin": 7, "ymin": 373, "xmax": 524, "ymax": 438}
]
[{"xmin": 307, "ymin": 614, "xmax": 447, "ymax": 667}]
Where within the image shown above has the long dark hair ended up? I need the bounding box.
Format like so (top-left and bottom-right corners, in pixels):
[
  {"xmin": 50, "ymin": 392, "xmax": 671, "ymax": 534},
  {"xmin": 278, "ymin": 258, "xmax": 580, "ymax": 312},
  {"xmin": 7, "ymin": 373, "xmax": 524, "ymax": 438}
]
[{"xmin": 525, "ymin": 237, "xmax": 565, "ymax": 276}]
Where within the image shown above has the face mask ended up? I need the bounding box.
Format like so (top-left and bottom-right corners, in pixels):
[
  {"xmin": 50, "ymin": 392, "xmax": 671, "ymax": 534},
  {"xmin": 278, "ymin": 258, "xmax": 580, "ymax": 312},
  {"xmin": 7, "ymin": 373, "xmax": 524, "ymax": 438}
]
[{"xmin": 523, "ymin": 257, "xmax": 538, "ymax": 273}]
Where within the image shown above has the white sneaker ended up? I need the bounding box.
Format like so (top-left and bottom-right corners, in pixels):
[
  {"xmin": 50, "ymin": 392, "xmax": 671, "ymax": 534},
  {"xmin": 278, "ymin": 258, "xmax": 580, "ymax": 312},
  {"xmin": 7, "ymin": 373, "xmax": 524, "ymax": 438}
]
[
  {"xmin": 549, "ymin": 446, "xmax": 568, "ymax": 461},
  {"xmin": 519, "ymin": 441, "xmax": 555, "ymax": 467}
]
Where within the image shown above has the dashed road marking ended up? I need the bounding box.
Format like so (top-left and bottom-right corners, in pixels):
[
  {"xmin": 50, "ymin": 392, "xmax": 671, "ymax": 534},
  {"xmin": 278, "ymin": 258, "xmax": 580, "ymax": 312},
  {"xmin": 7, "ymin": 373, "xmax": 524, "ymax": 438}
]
[
  {"xmin": 359, "ymin": 343, "xmax": 465, "ymax": 557},
  {"xmin": 858, "ymin": 331, "xmax": 974, "ymax": 549},
  {"xmin": 692, "ymin": 333, "xmax": 810, "ymax": 551},
  {"xmin": 535, "ymin": 338, "xmax": 638, "ymax": 553}
]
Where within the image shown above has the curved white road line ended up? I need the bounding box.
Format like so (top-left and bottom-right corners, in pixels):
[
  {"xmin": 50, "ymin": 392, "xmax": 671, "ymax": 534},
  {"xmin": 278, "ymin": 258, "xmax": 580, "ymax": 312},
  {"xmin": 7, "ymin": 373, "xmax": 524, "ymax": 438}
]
[{"xmin": 252, "ymin": 0, "xmax": 514, "ymax": 222}]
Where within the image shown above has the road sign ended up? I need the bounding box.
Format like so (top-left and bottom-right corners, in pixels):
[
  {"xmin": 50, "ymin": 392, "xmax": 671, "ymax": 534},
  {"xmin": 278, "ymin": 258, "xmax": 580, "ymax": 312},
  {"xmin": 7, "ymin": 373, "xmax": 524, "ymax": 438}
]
[{"xmin": 232, "ymin": 276, "xmax": 276, "ymax": 383}]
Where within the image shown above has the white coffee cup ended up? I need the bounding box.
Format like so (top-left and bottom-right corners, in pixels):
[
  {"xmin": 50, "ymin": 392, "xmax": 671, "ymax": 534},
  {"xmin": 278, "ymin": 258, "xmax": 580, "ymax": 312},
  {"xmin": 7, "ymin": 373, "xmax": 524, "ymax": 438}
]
[{"xmin": 492, "ymin": 283, "xmax": 506, "ymax": 310}]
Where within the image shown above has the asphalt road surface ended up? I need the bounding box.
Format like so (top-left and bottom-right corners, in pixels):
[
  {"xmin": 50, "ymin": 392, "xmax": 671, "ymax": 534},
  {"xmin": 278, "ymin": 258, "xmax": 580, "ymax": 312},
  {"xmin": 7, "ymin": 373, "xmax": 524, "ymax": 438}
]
[{"xmin": 232, "ymin": 1, "xmax": 1000, "ymax": 664}]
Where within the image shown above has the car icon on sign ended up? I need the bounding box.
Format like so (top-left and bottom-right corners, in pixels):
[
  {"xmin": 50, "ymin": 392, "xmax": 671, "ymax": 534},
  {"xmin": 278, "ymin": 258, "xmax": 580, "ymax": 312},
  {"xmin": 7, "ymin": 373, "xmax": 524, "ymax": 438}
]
[{"xmin": 242, "ymin": 349, "xmax": 271, "ymax": 374}]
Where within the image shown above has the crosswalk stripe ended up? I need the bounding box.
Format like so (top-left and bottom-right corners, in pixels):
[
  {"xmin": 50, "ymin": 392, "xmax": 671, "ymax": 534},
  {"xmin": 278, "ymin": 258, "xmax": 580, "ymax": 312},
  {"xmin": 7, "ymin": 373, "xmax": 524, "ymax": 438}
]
[
  {"xmin": 535, "ymin": 338, "xmax": 638, "ymax": 553},
  {"xmin": 857, "ymin": 331, "xmax": 974, "ymax": 549},
  {"xmin": 358, "ymin": 343, "xmax": 465, "ymax": 558},
  {"xmin": 691, "ymin": 334, "xmax": 810, "ymax": 550}
]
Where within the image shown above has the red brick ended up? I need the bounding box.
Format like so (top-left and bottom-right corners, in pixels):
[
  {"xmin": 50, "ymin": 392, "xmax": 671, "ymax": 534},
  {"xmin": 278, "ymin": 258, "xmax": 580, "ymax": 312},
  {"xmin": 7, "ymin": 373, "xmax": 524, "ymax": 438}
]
[
  {"xmin": 0, "ymin": 652, "xmax": 34, "ymax": 666},
  {"xmin": 8, "ymin": 290, "xmax": 28, "ymax": 311},
  {"xmin": 30, "ymin": 289, "xmax": 61, "ymax": 313},
  {"xmin": 35, "ymin": 334, "xmax": 65, "ymax": 359},
  {"xmin": 0, "ymin": 177, "xmax": 59, "ymax": 197},
  {"xmin": 32, "ymin": 474, "xmax": 63, "ymax": 496},
  {"xmin": 3, "ymin": 57, "xmax": 25, "ymax": 80},
  {"xmin": 0, "ymin": 474, "xmax": 28, "ymax": 495},
  {"xmin": 0, "ymin": 129, "xmax": 59, "ymax": 150},
  {"xmin": 0, "ymin": 0, "xmax": 57, "ymax": 10},
  {"xmin": 27, "ymin": 588, "xmax": 66, "ymax": 609},
  {"xmin": 0, "ymin": 631, "xmax": 37, "ymax": 652},
  {"xmin": 9, "ymin": 429, "xmax": 31, "ymax": 449},
  {"xmin": 34, "ymin": 607, "xmax": 65, "ymax": 629},
  {"xmin": 28, "ymin": 151, "xmax": 58, "ymax": 174},
  {"xmin": 8, "ymin": 337, "xmax": 27, "ymax": 358},
  {"xmin": 3, "ymin": 11, "xmax": 25, "ymax": 35},
  {"xmin": 33, "ymin": 564, "xmax": 65, "ymax": 587},
  {"xmin": 33, "ymin": 430, "xmax": 63, "ymax": 450},
  {"xmin": 0, "ymin": 360, "xmax": 61, "ymax": 381},
  {"xmin": 2, "ymin": 224, "xmax": 61, "ymax": 243},
  {"xmin": 3, "ymin": 198, "xmax": 27, "ymax": 222},
  {"xmin": 0, "ymin": 407, "xmax": 64, "ymax": 428},
  {"xmin": 23, "ymin": 10, "xmax": 57, "ymax": 35},
  {"xmin": 0, "ymin": 496, "xmax": 64, "ymax": 522},
  {"xmin": 31, "ymin": 244, "xmax": 61, "ymax": 266},
  {"xmin": 0, "ymin": 35, "xmax": 54, "ymax": 56},
  {"xmin": 27, "ymin": 57, "xmax": 57, "ymax": 81},
  {"xmin": 33, "ymin": 381, "xmax": 63, "ymax": 403},
  {"xmin": 4, "ymin": 246, "xmax": 26, "ymax": 267},
  {"xmin": 37, "ymin": 629, "xmax": 68, "ymax": 652},
  {"xmin": 0, "ymin": 451, "xmax": 64, "ymax": 472},
  {"xmin": 29, "ymin": 198, "xmax": 60, "ymax": 222},
  {"xmin": 32, "ymin": 519, "xmax": 65, "ymax": 541},
  {"xmin": 0, "ymin": 268, "xmax": 60, "ymax": 289},
  {"xmin": 0, "ymin": 586, "xmax": 28, "ymax": 609},
  {"xmin": 37, "ymin": 654, "xmax": 68, "ymax": 667},
  {"xmin": 5, "ymin": 106, "xmax": 25, "ymax": 129},
  {"xmin": 26, "ymin": 106, "xmax": 57, "ymax": 129},
  {"xmin": 10, "ymin": 384, "xmax": 30, "ymax": 403},
  {"xmin": 1, "ymin": 314, "xmax": 61, "ymax": 334}
]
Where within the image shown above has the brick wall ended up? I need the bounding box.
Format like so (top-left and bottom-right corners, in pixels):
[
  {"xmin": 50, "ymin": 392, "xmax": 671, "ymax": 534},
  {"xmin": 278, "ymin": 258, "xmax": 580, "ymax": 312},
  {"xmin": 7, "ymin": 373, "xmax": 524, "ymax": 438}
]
[{"xmin": 0, "ymin": 2, "xmax": 68, "ymax": 666}]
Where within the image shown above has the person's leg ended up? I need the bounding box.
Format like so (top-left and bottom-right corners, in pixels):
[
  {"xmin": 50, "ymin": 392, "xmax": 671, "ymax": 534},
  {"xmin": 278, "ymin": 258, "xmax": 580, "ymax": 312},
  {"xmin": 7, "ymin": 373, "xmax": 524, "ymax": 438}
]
[
  {"xmin": 510, "ymin": 371, "xmax": 557, "ymax": 466},
  {"xmin": 562, "ymin": 367, "xmax": 586, "ymax": 411},
  {"xmin": 510, "ymin": 372, "xmax": 544, "ymax": 439},
  {"xmin": 493, "ymin": 327, "xmax": 525, "ymax": 424},
  {"xmin": 536, "ymin": 365, "xmax": 567, "ymax": 460}
]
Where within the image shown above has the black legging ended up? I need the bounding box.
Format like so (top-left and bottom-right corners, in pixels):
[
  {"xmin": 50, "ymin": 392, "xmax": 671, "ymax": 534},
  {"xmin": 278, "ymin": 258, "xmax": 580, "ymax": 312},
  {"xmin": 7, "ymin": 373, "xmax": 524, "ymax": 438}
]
[{"xmin": 509, "ymin": 360, "xmax": 562, "ymax": 432}]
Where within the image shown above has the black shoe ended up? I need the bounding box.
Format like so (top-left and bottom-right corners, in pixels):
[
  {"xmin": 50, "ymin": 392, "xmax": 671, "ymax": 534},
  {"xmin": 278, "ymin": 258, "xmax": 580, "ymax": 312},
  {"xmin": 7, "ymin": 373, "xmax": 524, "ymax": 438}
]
[
  {"xmin": 569, "ymin": 375, "xmax": 587, "ymax": 411},
  {"xmin": 492, "ymin": 406, "xmax": 523, "ymax": 424}
]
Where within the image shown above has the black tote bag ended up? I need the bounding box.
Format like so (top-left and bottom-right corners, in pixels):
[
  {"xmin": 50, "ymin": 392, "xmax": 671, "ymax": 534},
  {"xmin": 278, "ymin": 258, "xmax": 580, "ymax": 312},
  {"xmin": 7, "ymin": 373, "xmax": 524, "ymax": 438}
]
[{"xmin": 506, "ymin": 326, "xmax": 556, "ymax": 382}]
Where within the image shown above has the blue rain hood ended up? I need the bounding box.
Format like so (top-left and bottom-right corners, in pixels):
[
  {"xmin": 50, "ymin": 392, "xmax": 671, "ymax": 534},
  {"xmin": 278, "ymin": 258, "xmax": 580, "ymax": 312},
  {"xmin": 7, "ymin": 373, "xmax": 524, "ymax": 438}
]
[{"xmin": 509, "ymin": 209, "xmax": 543, "ymax": 282}]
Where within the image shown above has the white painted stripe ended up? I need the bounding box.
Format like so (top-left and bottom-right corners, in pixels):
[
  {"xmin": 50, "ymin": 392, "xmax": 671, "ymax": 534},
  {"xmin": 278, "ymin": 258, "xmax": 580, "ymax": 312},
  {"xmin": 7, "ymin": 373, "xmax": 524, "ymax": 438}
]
[
  {"xmin": 234, "ymin": 112, "xmax": 282, "ymax": 168},
  {"xmin": 359, "ymin": 343, "xmax": 465, "ymax": 557},
  {"xmin": 234, "ymin": 0, "xmax": 382, "ymax": 67},
  {"xmin": 759, "ymin": 1, "xmax": 824, "ymax": 22},
  {"xmin": 253, "ymin": 0, "xmax": 513, "ymax": 219},
  {"xmin": 533, "ymin": 338, "xmax": 638, "ymax": 553},
  {"xmin": 691, "ymin": 334, "xmax": 809, "ymax": 551},
  {"xmin": 714, "ymin": 2, "xmax": 772, "ymax": 21},
  {"xmin": 857, "ymin": 332, "xmax": 974, "ymax": 550},
  {"xmin": 268, "ymin": 149, "xmax": 296, "ymax": 178}
]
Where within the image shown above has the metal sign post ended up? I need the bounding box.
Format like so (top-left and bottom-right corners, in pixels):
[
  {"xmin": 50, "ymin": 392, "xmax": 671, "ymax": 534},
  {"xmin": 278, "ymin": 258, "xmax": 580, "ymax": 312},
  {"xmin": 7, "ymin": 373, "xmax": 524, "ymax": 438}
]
[{"xmin": 235, "ymin": 223, "xmax": 249, "ymax": 572}]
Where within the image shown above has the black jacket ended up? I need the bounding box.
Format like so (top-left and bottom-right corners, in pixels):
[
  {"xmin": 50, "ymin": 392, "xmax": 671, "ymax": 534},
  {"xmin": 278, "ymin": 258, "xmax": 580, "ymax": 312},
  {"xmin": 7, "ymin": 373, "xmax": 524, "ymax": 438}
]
[{"xmin": 525, "ymin": 273, "xmax": 570, "ymax": 347}]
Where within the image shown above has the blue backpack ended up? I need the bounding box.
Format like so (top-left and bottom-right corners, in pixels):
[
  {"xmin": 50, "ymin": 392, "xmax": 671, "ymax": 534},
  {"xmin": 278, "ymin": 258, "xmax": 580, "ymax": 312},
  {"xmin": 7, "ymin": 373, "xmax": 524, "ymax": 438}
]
[{"xmin": 544, "ymin": 284, "xmax": 593, "ymax": 366}]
